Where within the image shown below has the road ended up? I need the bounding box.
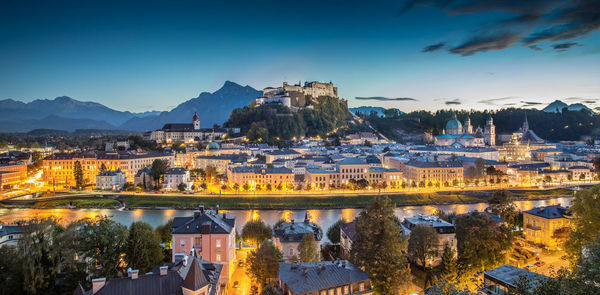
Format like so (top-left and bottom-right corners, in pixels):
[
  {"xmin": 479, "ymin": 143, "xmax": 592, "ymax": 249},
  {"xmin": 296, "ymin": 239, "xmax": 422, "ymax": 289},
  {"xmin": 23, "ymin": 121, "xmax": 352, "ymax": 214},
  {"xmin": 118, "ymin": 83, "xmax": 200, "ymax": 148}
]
[{"xmin": 228, "ymin": 249, "xmax": 253, "ymax": 295}]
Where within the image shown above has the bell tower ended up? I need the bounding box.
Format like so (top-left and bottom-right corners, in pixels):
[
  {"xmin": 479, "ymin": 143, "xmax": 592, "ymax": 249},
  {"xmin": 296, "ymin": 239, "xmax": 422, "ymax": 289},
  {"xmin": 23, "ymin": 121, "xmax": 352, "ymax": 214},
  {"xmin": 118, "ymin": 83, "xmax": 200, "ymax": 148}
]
[{"xmin": 192, "ymin": 112, "xmax": 200, "ymax": 130}]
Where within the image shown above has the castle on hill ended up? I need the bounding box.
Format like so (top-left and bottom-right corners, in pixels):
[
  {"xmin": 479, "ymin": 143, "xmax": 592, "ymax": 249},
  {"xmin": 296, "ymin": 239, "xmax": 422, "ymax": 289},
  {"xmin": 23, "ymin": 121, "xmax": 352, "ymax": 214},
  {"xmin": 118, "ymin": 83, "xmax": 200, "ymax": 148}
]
[
  {"xmin": 255, "ymin": 81, "xmax": 338, "ymax": 109},
  {"xmin": 435, "ymin": 114, "xmax": 496, "ymax": 147}
]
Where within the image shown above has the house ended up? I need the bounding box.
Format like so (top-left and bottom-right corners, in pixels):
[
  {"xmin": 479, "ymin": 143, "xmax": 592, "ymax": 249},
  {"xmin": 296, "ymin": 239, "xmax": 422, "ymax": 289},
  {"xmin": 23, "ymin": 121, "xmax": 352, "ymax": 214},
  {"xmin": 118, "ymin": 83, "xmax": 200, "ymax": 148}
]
[
  {"xmin": 133, "ymin": 166, "xmax": 154, "ymax": 189},
  {"xmin": 226, "ymin": 166, "xmax": 294, "ymax": 189},
  {"xmin": 523, "ymin": 205, "xmax": 571, "ymax": 248},
  {"xmin": 403, "ymin": 160, "xmax": 464, "ymax": 187},
  {"xmin": 340, "ymin": 221, "xmax": 357, "ymax": 254},
  {"xmin": 0, "ymin": 223, "xmax": 25, "ymax": 247},
  {"xmin": 171, "ymin": 207, "xmax": 236, "ymax": 285},
  {"xmin": 401, "ymin": 214, "xmax": 457, "ymax": 266},
  {"xmin": 95, "ymin": 169, "xmax": 126, "ymax": 191},
  {"xmin": 483, "ymin": 264, "xmax": 548, "ymax": 295},
  {"xmin": 162, "ymin": 168, "xmax": 193, "ymax": 191},
  {"xmin": 82, "ymin": 254, "xmax": 223, "ymax": 295},
  {"xmin": 265, "ymin": 149, "xmax": 301, "ymax": 164},
  {"xmin": 278, "ymin": 260, "xmax": 373, "ymax": 295},
  {"xmin": 272, "ymin": 213, "xmax": 323, "ymax": 261}
]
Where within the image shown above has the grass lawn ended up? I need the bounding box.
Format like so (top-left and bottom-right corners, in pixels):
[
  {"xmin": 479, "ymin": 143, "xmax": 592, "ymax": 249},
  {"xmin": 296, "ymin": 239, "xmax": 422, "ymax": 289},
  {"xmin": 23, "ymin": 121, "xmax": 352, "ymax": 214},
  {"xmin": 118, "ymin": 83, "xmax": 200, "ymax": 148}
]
[
  {"xmin": 33, "ymin": 197, "xmax": 120, "ymax": 208},
  {"xmin": 119, "ymin": 193, "xmax": 490, "ymax": 210}
]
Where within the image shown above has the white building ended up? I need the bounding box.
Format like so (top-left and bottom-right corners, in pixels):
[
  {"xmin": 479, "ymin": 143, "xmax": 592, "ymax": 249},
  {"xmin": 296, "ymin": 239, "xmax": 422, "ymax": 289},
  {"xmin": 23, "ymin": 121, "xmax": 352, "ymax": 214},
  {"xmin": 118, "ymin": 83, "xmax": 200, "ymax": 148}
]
[
  {"xmin": 162, "ymin": 168, "xmax": 193, "ymax": 191},
  {"xmin": 96, "ymin": 169, "xmax": 127, "ymax": 191}
]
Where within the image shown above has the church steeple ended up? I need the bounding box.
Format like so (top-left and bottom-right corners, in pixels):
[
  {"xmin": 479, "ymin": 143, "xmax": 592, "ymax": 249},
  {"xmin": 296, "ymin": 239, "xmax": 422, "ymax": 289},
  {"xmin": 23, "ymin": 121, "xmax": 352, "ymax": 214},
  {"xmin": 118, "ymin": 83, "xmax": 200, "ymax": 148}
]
[{"xmin": 522, "ymin": 114, "xmax": 529, "ymax": 133}]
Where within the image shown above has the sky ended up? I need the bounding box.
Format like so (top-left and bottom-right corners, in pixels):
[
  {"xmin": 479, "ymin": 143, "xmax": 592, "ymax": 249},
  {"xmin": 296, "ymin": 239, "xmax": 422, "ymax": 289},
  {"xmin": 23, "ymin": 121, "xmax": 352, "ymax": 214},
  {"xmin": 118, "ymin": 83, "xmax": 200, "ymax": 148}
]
[{"xmin": 1, "ymin": 0, "xmax": 599, "ymax": 113}]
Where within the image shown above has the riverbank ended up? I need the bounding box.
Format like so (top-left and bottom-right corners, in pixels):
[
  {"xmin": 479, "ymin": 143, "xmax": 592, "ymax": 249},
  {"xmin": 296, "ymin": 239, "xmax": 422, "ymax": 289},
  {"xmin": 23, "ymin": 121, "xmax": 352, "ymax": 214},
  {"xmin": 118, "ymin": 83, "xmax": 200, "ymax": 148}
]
[{"xmin": 12, "ymin": 188, "xmax": 576, "ymax": 210}]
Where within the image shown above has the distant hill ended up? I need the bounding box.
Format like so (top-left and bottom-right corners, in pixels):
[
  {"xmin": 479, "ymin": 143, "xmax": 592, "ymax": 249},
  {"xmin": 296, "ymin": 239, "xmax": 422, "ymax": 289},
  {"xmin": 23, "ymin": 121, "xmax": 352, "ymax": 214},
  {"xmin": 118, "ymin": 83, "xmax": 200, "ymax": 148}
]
[
  {"xmin": 119, "ymin": 81, "xmax": 261, "ymax": 131},
  {"xmin": 0, "ymin": 81, "xmax": 261, "ymax": 133},
  {"xmin": 349, "ymin": 106, "xmax": 404, "ymax": 117},
  {"xmin": 543, "ymin": 100, "xmax": 594, "ymax": 114}
]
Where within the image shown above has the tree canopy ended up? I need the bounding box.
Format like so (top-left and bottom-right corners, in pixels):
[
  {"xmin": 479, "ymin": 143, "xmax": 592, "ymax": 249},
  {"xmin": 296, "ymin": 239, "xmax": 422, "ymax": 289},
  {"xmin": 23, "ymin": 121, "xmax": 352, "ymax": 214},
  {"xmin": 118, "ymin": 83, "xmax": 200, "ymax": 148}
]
[
  {"xmin": 125, "ymin": 221, "xmax": 164, "ymax": 273},
  {"xmin": 241, "ymin": 219, "xmax": 272, "ymax": 246},
  {"xmin": 297, "ymin": 233, "xmax": 320, "ymax": 262},
  {"xmin": 407, "ymin": 224, "xmax": 439, "ymax": 268},
  {"xmin": 246, "ymin": 240, "xmax": 282, "ymax": 286}
]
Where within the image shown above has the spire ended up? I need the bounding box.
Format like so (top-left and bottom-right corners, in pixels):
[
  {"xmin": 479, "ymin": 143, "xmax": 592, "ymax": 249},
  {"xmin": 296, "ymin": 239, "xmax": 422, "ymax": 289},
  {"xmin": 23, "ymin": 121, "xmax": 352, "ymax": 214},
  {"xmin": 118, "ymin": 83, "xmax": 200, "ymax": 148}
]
[
  {"xmin": 523, "ymin": 114, "xmax": 529, "ymax": 132},
  {"xmin": 192, "ymin": 112, "xmax": 199, "ymax": 121},
  {"xmin": 304, "ymin": 211, "xmax": 310, "ymax": 223}
]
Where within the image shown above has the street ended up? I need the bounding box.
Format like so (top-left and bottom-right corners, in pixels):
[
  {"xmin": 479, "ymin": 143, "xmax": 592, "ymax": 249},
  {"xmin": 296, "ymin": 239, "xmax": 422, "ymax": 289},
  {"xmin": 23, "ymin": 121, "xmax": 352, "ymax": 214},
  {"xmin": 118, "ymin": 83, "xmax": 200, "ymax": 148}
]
[{"xmin": 228, "ymin": 249, "xmax": 253, "ymax": 295}]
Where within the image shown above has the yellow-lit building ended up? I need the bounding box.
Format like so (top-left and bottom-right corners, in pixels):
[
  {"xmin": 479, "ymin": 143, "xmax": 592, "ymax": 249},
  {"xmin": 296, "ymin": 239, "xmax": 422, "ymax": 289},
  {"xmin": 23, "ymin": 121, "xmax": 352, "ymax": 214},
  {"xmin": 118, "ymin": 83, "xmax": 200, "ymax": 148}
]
[
  {"xmin": 403, "ymin": 160, "xmax": 463, "ymax": 186},
  {"xmin": 523, "ymin": 205, "xmax": 571, "ymax": 248},
  {"xmin": 42, "ymin": 151, "xmax": 174, "ymax": 186},
  {"xmin": 227, "ymin": 166, "xmax": 294, "ymax": 188}
]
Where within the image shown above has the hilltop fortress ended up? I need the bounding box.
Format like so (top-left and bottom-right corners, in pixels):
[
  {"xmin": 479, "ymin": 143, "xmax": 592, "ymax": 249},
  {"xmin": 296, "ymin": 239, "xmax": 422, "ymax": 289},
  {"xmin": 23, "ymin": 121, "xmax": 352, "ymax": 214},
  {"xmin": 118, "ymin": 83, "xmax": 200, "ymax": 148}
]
[{"xmin": 256, "ymin": 81, "xmax": 338, "ymax": 109}]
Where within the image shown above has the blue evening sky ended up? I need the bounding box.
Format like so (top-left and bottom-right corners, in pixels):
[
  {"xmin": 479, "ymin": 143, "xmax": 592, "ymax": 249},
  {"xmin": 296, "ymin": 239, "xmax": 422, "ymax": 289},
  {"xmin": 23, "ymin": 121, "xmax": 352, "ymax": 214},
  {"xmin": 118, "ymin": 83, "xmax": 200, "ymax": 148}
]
[{"xmin": 1, "ymin": 0, "xmax": 599, "ymax": 112}]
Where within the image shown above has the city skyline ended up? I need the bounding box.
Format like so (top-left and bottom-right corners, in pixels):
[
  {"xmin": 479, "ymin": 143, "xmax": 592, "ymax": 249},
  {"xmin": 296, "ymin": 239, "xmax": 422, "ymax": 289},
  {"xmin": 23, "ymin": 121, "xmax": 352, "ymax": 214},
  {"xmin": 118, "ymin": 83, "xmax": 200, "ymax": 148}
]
[{"xmin": 1, "ymin": 0, "xmax": 599, "ymax": 113}]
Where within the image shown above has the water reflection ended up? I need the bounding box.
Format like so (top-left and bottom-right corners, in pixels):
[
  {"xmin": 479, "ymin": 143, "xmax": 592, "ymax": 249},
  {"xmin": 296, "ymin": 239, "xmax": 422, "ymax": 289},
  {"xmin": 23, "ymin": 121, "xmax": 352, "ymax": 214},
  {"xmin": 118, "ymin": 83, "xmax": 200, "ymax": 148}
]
[{"xmin": 0, "ymin": 197, "xmax": 572, "ymax": 243}]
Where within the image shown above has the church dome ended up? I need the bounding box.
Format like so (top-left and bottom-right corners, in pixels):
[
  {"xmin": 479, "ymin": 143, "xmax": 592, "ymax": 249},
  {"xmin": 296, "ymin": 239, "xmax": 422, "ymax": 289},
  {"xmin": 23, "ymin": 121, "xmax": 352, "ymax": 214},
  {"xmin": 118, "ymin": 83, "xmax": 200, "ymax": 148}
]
[
  {"xmin": 446, "ymin": 119, "xmax": 462, "ymax": 130},
  {"xmin": 206, "ymin": 142, "xmax": 220, "ymax": 151}
]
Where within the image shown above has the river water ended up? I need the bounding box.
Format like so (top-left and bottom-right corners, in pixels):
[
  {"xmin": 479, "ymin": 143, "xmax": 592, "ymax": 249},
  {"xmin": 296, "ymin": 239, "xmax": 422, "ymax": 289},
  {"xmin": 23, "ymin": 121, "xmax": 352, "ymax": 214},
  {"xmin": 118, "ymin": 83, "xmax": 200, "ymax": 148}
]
[{"xmin": 0, "ymin": 197, "xmax": 571, "ymax": 243}]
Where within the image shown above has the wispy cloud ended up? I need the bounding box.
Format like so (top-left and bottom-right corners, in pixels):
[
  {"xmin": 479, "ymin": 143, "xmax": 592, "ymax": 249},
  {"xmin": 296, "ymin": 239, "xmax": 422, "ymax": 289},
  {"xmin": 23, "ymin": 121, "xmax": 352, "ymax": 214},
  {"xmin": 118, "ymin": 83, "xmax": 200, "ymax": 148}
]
[
  {"xmin": 355, "ymin": 96, "xmax": 418, "ymax": 101},
  {"xmin": 520, "ymin": 101, "xmax": 543, "ymax": 106},
  {"xmin": 401, "ymin": 0, "xmax": 600, "ymax": 56},
  {"xmin": 478, "ymin": 97, "xmax": 517, "ymax": 106},
  {"xmin": 445, "ymin": 99, "xmax": 461, "ymax": 105},
  {"xmin": 422, "ymin": 42, "xmax": 445, "ymax": 53}
]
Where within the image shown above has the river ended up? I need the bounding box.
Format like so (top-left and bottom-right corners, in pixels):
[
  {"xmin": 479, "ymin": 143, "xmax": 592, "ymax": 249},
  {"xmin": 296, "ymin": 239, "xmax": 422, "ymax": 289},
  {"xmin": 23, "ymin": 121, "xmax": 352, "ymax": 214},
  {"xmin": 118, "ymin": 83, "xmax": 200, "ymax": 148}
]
[{"xmin": 0, "ymin": 197, "xmax": 571, "ymax": 243}]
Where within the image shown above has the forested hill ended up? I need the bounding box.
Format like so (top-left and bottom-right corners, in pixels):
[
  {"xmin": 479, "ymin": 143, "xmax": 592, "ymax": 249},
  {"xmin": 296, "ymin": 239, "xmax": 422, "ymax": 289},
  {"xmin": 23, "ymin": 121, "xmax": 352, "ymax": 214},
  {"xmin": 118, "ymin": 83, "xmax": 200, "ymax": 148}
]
[
  {"xmin": 224, "ymin": 96, "xmax": 355, "ymax": 144},
  {"xmin": 362, "ymin": 108, "xmax": 600, "ymax": 142}
]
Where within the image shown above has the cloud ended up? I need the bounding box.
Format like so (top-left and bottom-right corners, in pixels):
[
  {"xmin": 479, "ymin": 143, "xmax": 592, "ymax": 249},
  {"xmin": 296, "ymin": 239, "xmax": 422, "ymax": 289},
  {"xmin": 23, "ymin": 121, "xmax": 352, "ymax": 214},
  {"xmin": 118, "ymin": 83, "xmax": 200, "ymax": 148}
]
[
  {"xmin": 355, "ymin": 96, "xmax": 418, "ymax": 101},
  {"xmin": 478, "ymin": 97, "xmax": 517, "ymax": 106},
  {"xmin": 422, "ymin": 42, "xmax": 445, "ymax": 52},
  {"xmin": 595, "ymin": 107, "xmax": 600, "ymax": 111},
  {"xmin": 552, "ymin": 42, "xmax": 579, "ymax": 50},
  {"xmin": 400, "ymin": 0, "xmax": 599, "ymax": 56},
  {"xmin": 520, "ymin": 101, "xmax": 544, "ymax": 106},
  {"xmin": 565, "ymin": 97, "xmax": 598, "ymax": 103},
  {"xmin": 528, "ymin": 44, "xmax": 543, "ymax": 51},
  {"xmin": 445, "ymin": 99, "xmax": 461, "ymax": 105}
]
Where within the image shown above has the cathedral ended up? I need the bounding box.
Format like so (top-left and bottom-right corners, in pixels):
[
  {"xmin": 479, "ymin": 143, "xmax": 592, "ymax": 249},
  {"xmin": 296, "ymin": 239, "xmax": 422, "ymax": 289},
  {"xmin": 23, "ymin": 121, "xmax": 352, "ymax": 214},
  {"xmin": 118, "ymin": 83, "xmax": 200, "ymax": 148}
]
[{"xmin": 434, "ymin": 114, "xmax": 496, "ymax": 147}]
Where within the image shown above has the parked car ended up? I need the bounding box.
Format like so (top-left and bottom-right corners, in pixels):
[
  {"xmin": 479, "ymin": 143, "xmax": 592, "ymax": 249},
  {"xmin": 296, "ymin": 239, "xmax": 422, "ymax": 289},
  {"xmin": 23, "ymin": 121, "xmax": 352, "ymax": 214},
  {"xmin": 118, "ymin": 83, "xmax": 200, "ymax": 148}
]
[
  {"xmin": 238, "ymin": 259, "xmax": 244, "ymax": 267},
  {"xmin": 233, "ymin": 281, "xmax": 239, "ymax": 288},
  {"xmin": 525, "ymin": 264, "xmax": 536, "ymax": 271},
  {"xmin": 535, "ymin": 261, "xmax": 545, "ymax": 267}
]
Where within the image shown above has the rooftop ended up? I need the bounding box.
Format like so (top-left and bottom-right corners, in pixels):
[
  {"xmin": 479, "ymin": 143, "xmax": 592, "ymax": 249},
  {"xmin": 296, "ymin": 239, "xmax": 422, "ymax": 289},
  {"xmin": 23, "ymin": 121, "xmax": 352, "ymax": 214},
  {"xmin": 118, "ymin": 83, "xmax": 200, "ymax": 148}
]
[
  {"xmin": 172, "ymin": 209, "xmax": 235, "ymax": 235},
  {"xmin": 279, "ymin": 260, "xmax": 369, "ymax": 294},
  {"xmin": 484, "ymin": 264, "xmax": 548, "ymax": 290},
  {"xmin": 523, "ymin": 205, "xmax": 571, "ymax": 219}
]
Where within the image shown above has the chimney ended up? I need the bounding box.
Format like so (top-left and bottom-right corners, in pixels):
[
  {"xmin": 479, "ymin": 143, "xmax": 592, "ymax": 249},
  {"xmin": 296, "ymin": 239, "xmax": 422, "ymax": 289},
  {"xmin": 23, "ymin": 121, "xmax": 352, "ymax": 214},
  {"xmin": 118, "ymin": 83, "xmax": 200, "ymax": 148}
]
[
  {"xmin": 222, "ymin": 212, "xmax": 226, "ymax": 219},
  {"xmin": 183, "ymin": 256, "xmax": 188, "ymax": 266},
  {"xmin": 199, "ymin": 205, "xmax": 205, "ymax": 213},
  {"xmin": 302, "ymin": 267, "xmax": 307, "ymax": 275},
  {"xmin": 127, "ymin": 268, "xmax": 139, "ymax": 279},
  {"xmin": 216, "ymin": 204, "xmax": 219, "ymax": 214},
  {"xmin": 92, "ymin": 278, "xmax": 106, "ymax": 294},
  {"xmin": 159, "ymin": 266, "xmax": 168, "ymax": 276},
  {"xmin": 193, "ymin": 210, "xmax": 201, "ymax": 218}
]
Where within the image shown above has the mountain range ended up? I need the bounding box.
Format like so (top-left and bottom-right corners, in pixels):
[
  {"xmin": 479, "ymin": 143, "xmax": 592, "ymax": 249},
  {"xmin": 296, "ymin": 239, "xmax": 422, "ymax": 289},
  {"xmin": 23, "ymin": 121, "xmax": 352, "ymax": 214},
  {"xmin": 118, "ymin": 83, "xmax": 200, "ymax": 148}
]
[
  {"xmin": 542, "ymin": 100, "xmax": 594, "ymax": 114},
  {"xmin": 0, "ymin": 81, "xmax": 261, "ymax": 133}
]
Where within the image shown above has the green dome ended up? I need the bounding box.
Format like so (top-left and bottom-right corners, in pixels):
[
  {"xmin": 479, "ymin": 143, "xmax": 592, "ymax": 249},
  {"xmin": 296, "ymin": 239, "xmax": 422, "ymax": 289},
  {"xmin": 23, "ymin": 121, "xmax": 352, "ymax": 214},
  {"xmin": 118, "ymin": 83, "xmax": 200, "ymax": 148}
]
[
  {"xmin": 206, "ymin": 142, "xmax": 220, "ymax": 150},
  {"xmin": 446, "ymin": 119, "xmax": 462, "ymax": 130}
]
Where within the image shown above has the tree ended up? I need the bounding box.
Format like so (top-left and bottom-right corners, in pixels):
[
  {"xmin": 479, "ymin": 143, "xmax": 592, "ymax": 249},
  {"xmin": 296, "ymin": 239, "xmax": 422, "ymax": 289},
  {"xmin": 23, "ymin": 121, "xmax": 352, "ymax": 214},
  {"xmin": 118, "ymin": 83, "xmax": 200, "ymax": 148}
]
[
  {"xmin": 243, "ymin": 183, "xmax": 250, "ymax": 191},
  {"xmin": 177, "ymin": 182, "xmax": 187, "ymax": 192},
  {"xmin": 125, "ymin": 221, "xmax": 164, "ymax": 273},
  {"xmin": 73, "ymin": 160, "xmax": 84, "ymax": 189},
  {"xmin": 76, "ymin": 216, "xmax": 129, "ymax": 279},
  {"xmin": 565, "ymin": 186, "xmax": 600, "ymax": 262},
  {"xmin": 408, "ymin": 224, "xmax": 439, "ymax": 268},
  {"xmin": 246, "ymin": 241, "xmax": 282, "ymax": 286},
  {"xmin": 350, "ymin": 196, "xmax": 410, "ymax": 294},
  {"xmin": 297, "ymin": 233, "xmax": 320, "ymax": 262},
  {"xmin": 260, "ymin": 284, "xmax": 282, "ymax": 295},
  {"xmin": 326, "ymin": 219, "xmax": 345, "ymax": 244},
  {"xmin": 151, "ymin": 159, "xmax": 167, "ymax": 189},
  {"xmin": 100, "ymin": 163, "xmax": 107, "ymax": 171},
  {"xmin": 454, "ymin": 212, "xmax": 512, "ymax": 272},
  {"xmin": 474, "ymin": 158, "xmax": 485, "ymax": 178},
  {"xmin": 155, "ymin": 219, "xmax": 174, "ymax": 249},
  {"xmin": 205, "ymin": 165, "xmax": 217, "ymax": 182},
  {"xmin": 233, "ymin": 183, "xmax": 240, "ymax": 192},
  {"xmin": 438, "ymin": 242, "xmax": 458, "ymax": 284},
  {"xmin": 241, "ymin": 219, "xmax": 272, "ymax": 246},
  {"xmin": 487, "ymin": 190, "xmax": 518, "ymax": 226},
  {"xmin": 593, "ymin": 157, "xmax": 600, "ymax": 179}
]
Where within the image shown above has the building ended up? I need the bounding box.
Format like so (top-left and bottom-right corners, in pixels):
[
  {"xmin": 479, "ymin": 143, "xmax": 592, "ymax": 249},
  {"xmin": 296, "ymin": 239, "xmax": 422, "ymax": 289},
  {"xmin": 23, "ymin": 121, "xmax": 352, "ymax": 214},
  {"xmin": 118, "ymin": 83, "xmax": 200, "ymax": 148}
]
[
  {"xmin": 196, "ymin": 154, "xmax": 249, "ymax": 174},
  {"xmin": 0, "ymin": 163, "xmax": 27, "ymax": 189},
  {"xmin": 278, "ymin": 260, "xmax": 373, "ymax": 295},
  {"xmin": 147, "ymin": 113, "xmax": 228, "ymax": 144},
  {"xmin": 133, "ymin": 166, "xmax": 154, "ymax": 189},
  {"xmin": 0, "ymin": 223, "xmax": 25, "ymax": 247},
  {"xmin": 265, "ymin": 149, "xmax": 301, "ymax": 164},
  {"xmin": 340, "ymin": 221, "xmax": 357, "ymax": 254},
  {"xmin": 95, "ymin": 169, "xmax": 127, "ymax": 191},
  {"xmin": 523, "ymin": 205, "xmax": 571, "ymax": 248},
  {"xmin": 401, "ymin": 214, "xmax": 457, "ymax": 266},
  {"xmin": 171, "ymin": 208, "xmax": 236, "ymax": 285},
  {"xmin": 42, "ymin": 150, "xmax": 173, "ymax": 187},
  {"xmin": 227, "ymin": 166, "xmax": 294, "ymax": 189},
  {"xmin": 305, "ymin": 165, "xmax": 403, "ymax": 190},
  {"xmin": 409, "ymin": 146, "xmax": 500, "ymax": 161},
  {"xmin": 568, "ymin": 165, "xmax": 595, "ymax": 181},
  {"xmin": 256, "ymin": 81, "xmax": 338, "ymax": 109},
  {"xmin": 272, "ymin": 213, "xmax": 323, "ymax": 261},
  {"xmin": 434, "ymin": 115, "xmax": 495, "ymax": 147},
  {"xmin": 84, "ymin": 254, "xmax": 224, "ymax": 295},
  {"xmin": 483, "ymin": 264, "xmax": 548, "ymax": 295},
  {"xmin": 162, "ymin": 168, "xmax": 193, "ymax": 191},
  {"xmin": 403, "ymin": 160, "xmax": 464, "ymax": 186}
]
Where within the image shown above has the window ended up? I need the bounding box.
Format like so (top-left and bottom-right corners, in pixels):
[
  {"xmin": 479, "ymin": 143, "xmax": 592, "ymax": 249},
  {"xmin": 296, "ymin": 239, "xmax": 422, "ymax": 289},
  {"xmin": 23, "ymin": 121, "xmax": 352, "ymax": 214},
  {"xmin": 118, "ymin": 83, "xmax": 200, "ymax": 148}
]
[
  {"xmin": 328, "ymin": 289, "xmax": 334, "ymax": 295},
  {"xmin": 343, "ymin": 286, "xmax": 349, "ymax": 294},
  {"xmin": 216, "ymin": 239, "xmax": 222, "ymax": 248},
  {"xmin": 359, "ymin": 283, "xmax": 365, "ymax": 291},
  {"xmin": 194, "ymin": 237, "xmax": 202, "ymax": 248},
  {"xmin": 180, "ymin": 239, "xmax": 185, "ymax": 247},
  {"xmin": 216, "ymin": 254, "xmax": 221, "ymax": 261},
  {"xmin": 289, "ymin": 248, "xmax": 294, "ymax": 256},
  {"xmin": 336, "ymin": 287, "xmax": 341, "ymax": 295}
]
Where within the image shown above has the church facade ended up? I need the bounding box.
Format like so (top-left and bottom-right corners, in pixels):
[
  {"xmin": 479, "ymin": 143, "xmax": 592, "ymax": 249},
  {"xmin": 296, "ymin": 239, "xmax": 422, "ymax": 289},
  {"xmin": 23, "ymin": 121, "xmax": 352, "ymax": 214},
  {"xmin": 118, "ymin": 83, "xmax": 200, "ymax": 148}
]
[
  {"xmin": 435, "ymin": 114, "xmax": 495, "ymax": 147},
  {"xmin": 146, "ymin": 113, "xmax": 228, "ymax": 144}
]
